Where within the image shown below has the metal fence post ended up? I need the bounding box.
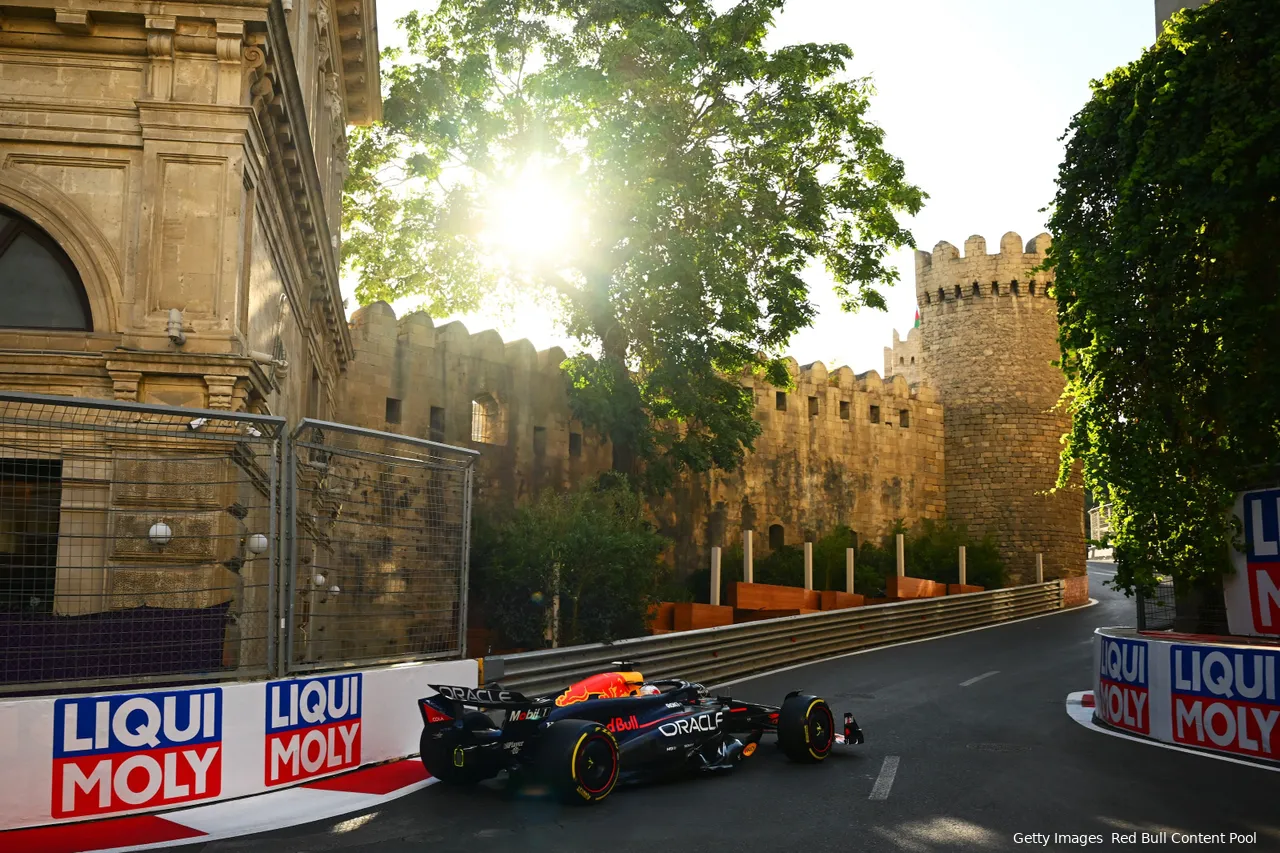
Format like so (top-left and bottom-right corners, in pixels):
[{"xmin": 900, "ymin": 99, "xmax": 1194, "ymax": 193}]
[
  {"xmin": 846, "ymin": 547, "xmax": 855, "ymax": 594},
  {"xmin": 803, "ymin": 541, "xmax": 813, "ymax": 591},
  {"xmin": 710, "ymin": 546, "xmax": 722, "ymax": 606},
  {"xmin": 743, "ymin": 529, "xmax": 754, "ymax": 584},
  {"xmin": 896, "ymin": 533, "xmax": 905, "ymax": 577}
]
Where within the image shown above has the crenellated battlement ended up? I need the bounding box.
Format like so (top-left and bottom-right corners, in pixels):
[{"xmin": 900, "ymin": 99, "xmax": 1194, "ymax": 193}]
[
  {"xmin": 349, "ymin": 301, "xmax": 571, "ymax": 374},
  {"xmin": 914, "ymin": 231, "xmax": 1054, "ymax": 306}
]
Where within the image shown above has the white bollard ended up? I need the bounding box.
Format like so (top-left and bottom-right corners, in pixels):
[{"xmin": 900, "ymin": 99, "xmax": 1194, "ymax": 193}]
[
  {"xmin": 896, "ymin": 533, "xmax": 905, "ymax": 578},
  {"xmin": 959, "ymin": 545, "xmax": 967, "ymax": 587},
  {"xmin": 804, "ymin": 541, "xmax": 813, "ymax": 591},
  {"xmin": 1036, "ymin": 552, "xmax": 1044, "ymax": 584},
  {"xmin": 846, "ymin": 547, "xmax": 856, "ymax": 594},
  {"xmin": 743, "ymin": 529, "xmax": 754, "ymax": 584},
  {"xmin": 710, "ymin": 546, "xmax": 722, "ymax": 606}
]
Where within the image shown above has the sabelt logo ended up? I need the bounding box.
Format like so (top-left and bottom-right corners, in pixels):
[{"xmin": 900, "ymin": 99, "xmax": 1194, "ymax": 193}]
[
  {"xmin": 52, "ymin": 688, "xmax": 222, "ymax": 819},
  {"xmin": 658, "ymin": 711, "xmax": 723, "ymax": 737},
  {"xmin": 436, "ymin": 685, "xmax": 516, "ymax": 705},
  {"xmin": 265, "ymin": 674, "xmax": 361, "ymax": 786},
  {"xmin": 606, "ymin": 715, "xmax": 639, "ymax": 733}
]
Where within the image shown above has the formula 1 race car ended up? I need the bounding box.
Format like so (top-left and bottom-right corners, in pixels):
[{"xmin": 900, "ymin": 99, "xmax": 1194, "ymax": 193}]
[{"xmin": 416, "ymin": 665, "xmax": 864, "ymax": 804}]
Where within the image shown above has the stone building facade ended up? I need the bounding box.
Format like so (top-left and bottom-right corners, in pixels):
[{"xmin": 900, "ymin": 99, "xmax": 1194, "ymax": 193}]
[{"xmin": 0, "ymin": 0, "xmax": 380, "ymax": 667}]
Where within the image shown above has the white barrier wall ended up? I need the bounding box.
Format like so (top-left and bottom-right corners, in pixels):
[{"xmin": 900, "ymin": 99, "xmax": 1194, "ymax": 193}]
[
  {"xmin": 0, "ymin": 659, "xmax": 477, "ymax": 831},
  {"xmin": 1094, "ymin": 629, "xmax": 1280, "ymax": 761}
]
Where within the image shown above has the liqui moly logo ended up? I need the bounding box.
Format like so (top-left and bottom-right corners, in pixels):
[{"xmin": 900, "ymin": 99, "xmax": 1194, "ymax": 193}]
[
  {"xmin": 1096, "ymin": 637, "xmax": 1149, "ymax": 734},
  {"xmin": 52, "ymin": 688, "xmax": 222, "ymax": 818},
  {"xmin": 264, "ymin": 674, "xmax": 362, "ymax": 786},
  {"xmin": 1244, "ymin": 489, "xmax": 1280, "ymax": 635},
  {"xmin": 1172, "ymin": 645, "xmax": 1280, "ymax": 758}
]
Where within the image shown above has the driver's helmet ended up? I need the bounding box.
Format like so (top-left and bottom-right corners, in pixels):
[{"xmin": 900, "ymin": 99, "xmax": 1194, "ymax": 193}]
[{"xmin": 638, "ymin": 684, "xmax": 661, "ymax": 696}]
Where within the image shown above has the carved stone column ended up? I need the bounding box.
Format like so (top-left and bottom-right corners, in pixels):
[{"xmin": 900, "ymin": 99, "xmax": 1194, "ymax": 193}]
[
  {"xmin": 216, "ymin": 20, "xmax": 245, "ymax": 105},
  {"xmin": 145, "ymin": 16, "xmax": 176, "ymax": 101},
  {"xmin": 109, "ymin": 370, "xmax": 142, "ymax": 402},
  {"xmin": 205, "ymin": 374, "xmax": 238, "ymax": 410}
]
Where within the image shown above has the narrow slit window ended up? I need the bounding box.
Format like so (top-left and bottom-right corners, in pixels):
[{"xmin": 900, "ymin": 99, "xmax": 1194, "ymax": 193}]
[
  {"xmin": 869, "ymin": 405, "xmax": 881, "ymax": 424},
  {"xmin": 808, "ymin": 396, "xmax": 819, "ymax": 417},
  {"xmin": 775, "ymin": 391, "xmax": 787, "ymax": 412},
  {"xmin": 385, "ymin": 397, "xmax": 401, "ymax": 424},
  {"xmin": 839, "ymin": 401, "xmax": 850, "ymax": 420},
  {"xmin": 569, "ymin": 432, "xmax": 582, "ymax": 457},
  {"xmin": 899, "ymin": 409, "xmax": 910, "ymax": 428}
]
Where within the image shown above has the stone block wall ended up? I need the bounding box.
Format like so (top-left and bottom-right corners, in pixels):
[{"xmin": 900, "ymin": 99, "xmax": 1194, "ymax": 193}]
[
  {"xmin": 915, "ymin": 231, "xmax": 1085, "ymax": 584},
  {"xmin": 883, "ymin": 326, "xmax": 925, "ymax": 386},
  {"xmin": 339, "ymin": 303, "xmax": 947, "ymax": 574}
]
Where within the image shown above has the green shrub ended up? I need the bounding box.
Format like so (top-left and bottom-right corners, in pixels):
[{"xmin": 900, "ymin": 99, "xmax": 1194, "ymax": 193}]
[
  {"xmin": 685, "ymin": 518, "xmax": 1005, "ymax": 601},
  {"xmin": 469, "ymin": 476, "xmax": 671, "ymax": 648}
]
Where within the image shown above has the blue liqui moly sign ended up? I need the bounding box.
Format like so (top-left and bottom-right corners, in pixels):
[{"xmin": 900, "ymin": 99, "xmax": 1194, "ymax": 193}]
[{"xmin": 52, "ymin": 688, "xmax": 222, "ymax": 818}]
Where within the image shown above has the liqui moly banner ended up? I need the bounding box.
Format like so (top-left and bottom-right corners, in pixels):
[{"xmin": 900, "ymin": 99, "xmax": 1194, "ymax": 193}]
[
  {"xmin": 1095, "ymin": 635, "xmax": 1151, "ymax": 735},
  {"xmin": 1171, "ymin": 644, "xmax": 1280, "ymax": 759},
  {"xmin": 0, "ymin": 658, "xmax": 477, "ymax": 831},
  {"xmin": 52, "ymin": 688, "xmax": 223, "ymax": 819},
  {"xmin": 1224, "ymin": 487, "xmax": 1280, "ymax": 638},
  {"xmin": 265, "ymin": 674, "xmax": 362, "ymax": 786},
  {"xmin": 1092, "ymin": 628, "xmax": 1280, "ymax": 762}
]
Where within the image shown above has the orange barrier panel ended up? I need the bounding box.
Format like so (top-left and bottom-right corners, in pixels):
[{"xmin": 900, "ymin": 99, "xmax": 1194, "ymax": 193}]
[
  {"xmin": 947, "ymin": 584, "xmax": 985, "ymax": 594},
  {"xmin": 820, "ymin": 591, "xmax": 865, "ymax": 610},
  {"xmin": 672, "ymin": 603, "xmax": 735, "ymax": 631},
  {"xmin": 733, "ymin": 608, "xmax": 822, "ymax": 623},
  {"xmin": 887, "ymin": 577, "xmax": 947, "ymax": 599},
  {"xmin": 647, "ymin": 602, "xmax": 676, "ymax": 633},
  {"xmin": 726, "ymin": 582, "xmax": 821, "ymax": 611}
]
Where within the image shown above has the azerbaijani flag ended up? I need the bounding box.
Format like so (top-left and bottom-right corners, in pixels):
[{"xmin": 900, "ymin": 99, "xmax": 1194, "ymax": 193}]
[{"xmin": 914, "ymin": 309, "xmax": 920, "ymax": 328}]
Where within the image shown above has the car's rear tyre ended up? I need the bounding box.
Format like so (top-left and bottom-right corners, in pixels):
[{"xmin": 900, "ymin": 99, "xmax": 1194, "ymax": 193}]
[
  {"xmin": 533, "ymin": 719, "xmax": 619, "ymax": 804},
  {"xmin": 419, "ymin": 711, "xmax": 499, "ymax": 785},
  {"xmin": 777, "ymin": 694, "xmax": 835, "ymax": 763}
]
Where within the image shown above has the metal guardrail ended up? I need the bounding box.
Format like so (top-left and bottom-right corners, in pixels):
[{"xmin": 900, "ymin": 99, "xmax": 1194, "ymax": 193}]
[{"xmin": 495, "ymin": 580, "xmax": 1066, "ymax": 696}]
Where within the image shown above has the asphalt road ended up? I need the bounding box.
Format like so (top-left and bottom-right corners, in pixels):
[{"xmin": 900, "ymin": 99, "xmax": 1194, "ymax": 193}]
[{"xmin": 194, "ymin": 565, "xmax": 1280, "ymax": 853}]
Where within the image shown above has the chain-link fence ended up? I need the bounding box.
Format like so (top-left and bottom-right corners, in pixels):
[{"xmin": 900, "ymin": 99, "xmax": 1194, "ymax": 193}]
[
  {"xmin": 0, "ymin": 391, "xmax": 284, "ymax": 694},
  {"xmin": 1136, "ymin": 580, "xmax": 1176, "ymax": 631},
  {"xmin": 285, "ymin": 419, "xmax": 477, "ymax": 672}
]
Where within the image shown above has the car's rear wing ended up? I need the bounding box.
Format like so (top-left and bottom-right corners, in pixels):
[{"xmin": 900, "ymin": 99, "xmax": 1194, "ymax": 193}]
[{"xmin": 426, "ymin": 684, "xmax": 535, "ymax": 709}]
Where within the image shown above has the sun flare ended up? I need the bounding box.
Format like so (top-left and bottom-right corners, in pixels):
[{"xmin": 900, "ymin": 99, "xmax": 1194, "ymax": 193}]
[{"xmin": 480, "ymin": 162, "xmax": 580, "ymax": 269}]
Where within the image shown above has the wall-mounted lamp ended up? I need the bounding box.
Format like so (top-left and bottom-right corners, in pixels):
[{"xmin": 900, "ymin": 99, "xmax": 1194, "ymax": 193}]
[
  {"xmin": 167, "ymin": 308, "xmax": 186, "ymax": 346},
  {"xmin": 246, "ymin": 533, "xmax": 269, "ymax": 555},
  {"xmin": 148, "ymin": 522, "xmax": 173, "ymax": 546}
]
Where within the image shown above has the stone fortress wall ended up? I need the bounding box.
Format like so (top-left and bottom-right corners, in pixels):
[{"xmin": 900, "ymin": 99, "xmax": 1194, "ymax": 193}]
[
  {"xmin": 339, "ymin": 304, "xmax": 947, "ymax": 573},
  {"xmin": 337, "ymin": 230, "xmax": 1084, "ymax": 585},
  {"xmin": 915, "ymin": 231, "xmax": 1084, "ymax": 585}
]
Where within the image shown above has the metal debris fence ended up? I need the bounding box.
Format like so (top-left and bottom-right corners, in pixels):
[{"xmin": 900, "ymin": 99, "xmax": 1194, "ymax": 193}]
[
  {"xmin": 285, "ymin": 419, "xmax": 477, "ymax": 672},
  {"xmin": 0, "ymin": 393, "xmax": 476, "ymax": 696}
]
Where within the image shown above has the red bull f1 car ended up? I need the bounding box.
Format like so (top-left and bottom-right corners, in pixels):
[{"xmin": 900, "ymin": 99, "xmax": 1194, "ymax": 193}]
[{"xmin": 416, "ymin": 665, "xmax": 864, "ymax": 804}]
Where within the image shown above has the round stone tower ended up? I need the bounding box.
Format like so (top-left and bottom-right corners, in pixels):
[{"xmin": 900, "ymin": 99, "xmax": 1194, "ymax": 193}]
[{"xmin": 915, "ymin": 231, "xmax": 1084, "ymax": 591}]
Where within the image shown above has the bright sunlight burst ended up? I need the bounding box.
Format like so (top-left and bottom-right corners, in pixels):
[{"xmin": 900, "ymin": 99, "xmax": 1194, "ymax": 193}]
[{"xmin": 479, "ymin": 159, "xmax": 581, "ymax": 271}]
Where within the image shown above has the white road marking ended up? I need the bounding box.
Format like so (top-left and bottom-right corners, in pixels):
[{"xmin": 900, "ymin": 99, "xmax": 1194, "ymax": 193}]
[
  {"xmin": 869, "ymin": 756, "xmax": 900, "ymax": 800},
  {"xmin": 711, "ymin": 597, "xmax": 1098, "ymax": 689},
  {"xmin": 959, "ymin": 670, "xmax": 999, "ymax": 687}
]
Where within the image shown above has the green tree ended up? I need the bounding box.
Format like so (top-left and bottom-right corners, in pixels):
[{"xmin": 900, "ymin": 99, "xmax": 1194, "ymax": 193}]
[
  {"xmin": 344, "ymin": 0, "xmax": 924, "ymax": 489},
  {"xmin": 469, "ymin": 476, "xmax": 670, "ymax": 648},
  {"xmin": 1046, "ymin": 0, "xmax": 1280, "ymax": 597}
]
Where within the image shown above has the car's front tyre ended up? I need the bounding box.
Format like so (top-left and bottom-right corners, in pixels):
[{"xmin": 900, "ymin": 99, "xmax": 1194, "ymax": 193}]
[{"xmin": 777, "ymin": 694, "xmax": 836, "ymax": 763}]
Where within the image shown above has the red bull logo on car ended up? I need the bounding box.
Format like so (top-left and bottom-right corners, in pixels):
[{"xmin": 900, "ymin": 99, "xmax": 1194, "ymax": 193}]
[
  {"xmin": 1096, "ymin": 636, "xmax": 1148, "ymax": 734},
  {"xmin": 265, "ymin": 674, "xmax": 361, "ymax": 786},
  {"xmin": 52, "ymin": 688, "xmax": 222, "ymax": 818},
  {"xmin": 1172, "ymin": 645, "xmax": 1279, "ymax": 758}
]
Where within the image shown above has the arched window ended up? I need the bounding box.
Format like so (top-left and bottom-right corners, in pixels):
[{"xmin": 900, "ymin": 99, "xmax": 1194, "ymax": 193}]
[
  {"xmin": 470, "ymin": 392, "xmax": 507, "ymax": 445},
  {"xmin": 0, "ymin": 206, "xmax": 91, "ymax": 330},
  {"xmin": 768, "ymin": 524, "xmax": 785, "ymax": 550}
]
